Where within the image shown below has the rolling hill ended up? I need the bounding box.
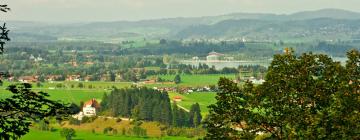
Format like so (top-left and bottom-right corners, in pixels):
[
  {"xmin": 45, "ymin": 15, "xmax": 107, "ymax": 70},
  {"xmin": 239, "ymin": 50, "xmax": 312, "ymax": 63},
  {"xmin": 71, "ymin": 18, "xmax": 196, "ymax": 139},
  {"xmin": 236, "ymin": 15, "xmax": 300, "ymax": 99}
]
[{"xmin": 7, "ymin": 9, "xmax": 360, "ymax": 42}]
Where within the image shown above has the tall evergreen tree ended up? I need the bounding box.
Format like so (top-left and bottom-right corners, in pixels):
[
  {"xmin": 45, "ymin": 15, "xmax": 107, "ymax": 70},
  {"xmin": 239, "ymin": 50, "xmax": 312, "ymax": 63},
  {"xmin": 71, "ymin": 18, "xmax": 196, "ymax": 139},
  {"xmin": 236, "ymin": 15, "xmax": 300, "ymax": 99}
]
[
  {"xmin": 174, "ymin": 74, "xmax": 181, "ymax": 84},
  {"xmin": 189, "ymin": 103, "xmax": 202, "ymax": 127},
  {"xmin": 172, "ymin": 102, "xmax": 179, "ymax": 126}
]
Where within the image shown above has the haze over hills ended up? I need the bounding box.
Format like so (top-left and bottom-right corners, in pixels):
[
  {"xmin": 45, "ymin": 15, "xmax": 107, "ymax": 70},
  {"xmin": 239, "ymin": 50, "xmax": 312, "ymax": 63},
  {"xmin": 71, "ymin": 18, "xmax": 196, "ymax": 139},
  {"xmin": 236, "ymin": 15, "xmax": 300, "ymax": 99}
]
[{"xmin": 7, "ymin": 9, "xmax": 360, "ymax": 42}]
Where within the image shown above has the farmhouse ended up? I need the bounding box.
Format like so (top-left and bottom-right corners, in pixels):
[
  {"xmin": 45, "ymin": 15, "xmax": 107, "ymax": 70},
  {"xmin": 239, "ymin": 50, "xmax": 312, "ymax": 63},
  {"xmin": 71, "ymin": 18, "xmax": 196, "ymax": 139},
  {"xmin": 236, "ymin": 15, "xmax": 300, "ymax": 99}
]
[
  {"xmin": 83, "ymin": 98, "xmax": 100, "ymax": 116},
  {"xmin": 206, "ymin": 51, "xmax": 224, "ymax": 61},
  {"xmin": 173, "ymin": 96, "xmax": 183, "ymax": 102},
  {"xmin": 45, "ymin": 75, "xmax": 62, "ymax": 81},
  {"xmin": 66, "ymin": 75, "xmax": 81, "ymax": 81},
  {"xmin": 18, "ymin": 76, "xmax": 38, "ymax": 83}
]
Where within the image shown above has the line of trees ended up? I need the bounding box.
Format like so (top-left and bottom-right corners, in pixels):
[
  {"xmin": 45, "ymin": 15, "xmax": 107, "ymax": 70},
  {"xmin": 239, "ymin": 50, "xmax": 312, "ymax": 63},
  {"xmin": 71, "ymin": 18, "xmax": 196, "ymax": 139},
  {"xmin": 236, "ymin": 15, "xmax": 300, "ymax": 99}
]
[{"xmin": 172, "ymin": 102, "xmax": 202, "ymax": 127}]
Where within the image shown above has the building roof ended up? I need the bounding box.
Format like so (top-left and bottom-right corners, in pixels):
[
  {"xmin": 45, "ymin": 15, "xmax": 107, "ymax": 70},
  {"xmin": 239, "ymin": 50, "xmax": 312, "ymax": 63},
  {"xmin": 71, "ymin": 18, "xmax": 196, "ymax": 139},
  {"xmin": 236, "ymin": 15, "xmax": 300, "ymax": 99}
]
[
  {"xmin": 208, "ymin": 51, "xmax": 224, "ymax": 56},
  {"xmin": 174, "ymin": 96, "xmax": 182, "ymax": 99},
  {"xmin": 83, "ymin": 98, "xmax": 100, "ymax": 109}
]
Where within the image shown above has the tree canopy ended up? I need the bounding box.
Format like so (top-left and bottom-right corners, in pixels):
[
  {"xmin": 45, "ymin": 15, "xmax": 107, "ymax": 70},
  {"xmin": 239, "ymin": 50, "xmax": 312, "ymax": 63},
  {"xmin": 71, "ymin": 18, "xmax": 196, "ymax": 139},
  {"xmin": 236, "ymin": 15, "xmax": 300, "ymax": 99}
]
[
  {"xmin": 0, "ymin": 83, "xmax": 71, "ymax": 139},
  {"xmin": 205, "ymin": 50, "xmax": 360, "ymax": 139}
]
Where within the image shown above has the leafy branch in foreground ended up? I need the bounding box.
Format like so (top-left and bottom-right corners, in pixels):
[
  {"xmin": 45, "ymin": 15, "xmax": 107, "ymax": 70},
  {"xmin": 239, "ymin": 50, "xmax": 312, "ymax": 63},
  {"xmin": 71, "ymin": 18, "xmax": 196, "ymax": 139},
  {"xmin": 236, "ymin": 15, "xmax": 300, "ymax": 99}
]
[
  {"xmin": 204, "ymin": 50, "xmax": 360, "ymax": 140},
  {"xmin": 0, "ymin": 83, "xmax": 72, "ymax": 140}
]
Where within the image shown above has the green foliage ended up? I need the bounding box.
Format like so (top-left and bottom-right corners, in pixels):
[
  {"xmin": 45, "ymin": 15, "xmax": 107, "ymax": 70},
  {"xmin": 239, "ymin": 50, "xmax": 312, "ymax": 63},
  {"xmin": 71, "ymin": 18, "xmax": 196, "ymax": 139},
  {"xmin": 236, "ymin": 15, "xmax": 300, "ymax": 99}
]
[
  {"xmin": 204, "ymin": 50, "xmax": 360, "ymax": 139},
  {"xmin": 68, "ymin": 103, "xmax": 80, "ymax": 114},
  {"xmin": 0, "ymin": 83, "xmax": 71, "ymax": 139},
  {"xmin": 77, "ymin": 83, "xmax": 84, "ymax": 88},
  {"xmin": 174, "ymin": 74, "xmax": 181, "ymax": 84},
  {"xmin": 130, "ymin": 125, "xmax": 147, "ymax": 137},
  {"xmin": 60, "ymin": 128, "xmax": 76, "ymax": 140},
  {"xmin": 81, "ymin": 116, "xmax": 97, "ymax": 124},
  {"xmin": 101, "ymin": 87, "xmax": 172, "ymax": 125},
  {"xmin": 103, "ymin": 127, "xmax": 115, "ymax": 135},
  {"xmin": 37, "ymin": 120, "xmax": 50, "ymax": 131},
  {"xmin": 189, "ymin": 103, "xmax": 202, "ymax": 127},
  {"xmin": 68, "ymin": 117, "xmax": 80, "ymax": 126},
  {"xmin": 166, "ymin": 127, "xmax": 204, "ymax": 138}
]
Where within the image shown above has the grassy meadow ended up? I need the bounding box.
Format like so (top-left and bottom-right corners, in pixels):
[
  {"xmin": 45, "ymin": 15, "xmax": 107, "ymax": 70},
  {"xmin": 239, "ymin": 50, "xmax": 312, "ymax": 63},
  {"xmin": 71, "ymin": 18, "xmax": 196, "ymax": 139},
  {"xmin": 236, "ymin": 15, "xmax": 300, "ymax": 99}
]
[
  {"xmin": 1, "ymin": 77, "xmax": 219, "ymax": 140},
  {"xmin": 169, "ymin": 92, "xmax": 217, "ymax": 115},
  {"xmin": 156, "ymin": 74, "xmax": 236, "ymax": 86},
  {"xmin": 21, "ymin": 117, "xmax": 196, "ymax": 140}
]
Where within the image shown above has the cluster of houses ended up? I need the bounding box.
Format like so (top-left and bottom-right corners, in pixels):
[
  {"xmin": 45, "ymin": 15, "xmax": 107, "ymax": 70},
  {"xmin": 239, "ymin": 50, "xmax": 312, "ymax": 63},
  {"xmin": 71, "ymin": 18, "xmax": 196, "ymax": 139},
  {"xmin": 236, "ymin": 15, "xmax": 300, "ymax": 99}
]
[
  {"xmin": 11, "ymin": 74, "xmax": 117, "ymax": 83},
  {"xmin": 153, "ymin": 86, "xmax": 214, "ymax": 93}
]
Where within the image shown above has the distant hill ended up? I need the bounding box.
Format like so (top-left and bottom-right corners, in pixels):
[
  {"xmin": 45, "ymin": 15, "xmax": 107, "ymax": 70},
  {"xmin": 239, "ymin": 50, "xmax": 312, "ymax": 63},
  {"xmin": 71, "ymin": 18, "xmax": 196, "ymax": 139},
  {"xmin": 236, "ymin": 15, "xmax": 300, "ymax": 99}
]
[
  {"xmin": 287, "ymin": 9, "xmax": 360, "ymax": 20},
  {"xmin": 7, "ymin": 9, "xmax": 360, "ymax": 42},
  {"xmin": 175, "ymin": 18, "xmax": 360, "ymax": 41}
]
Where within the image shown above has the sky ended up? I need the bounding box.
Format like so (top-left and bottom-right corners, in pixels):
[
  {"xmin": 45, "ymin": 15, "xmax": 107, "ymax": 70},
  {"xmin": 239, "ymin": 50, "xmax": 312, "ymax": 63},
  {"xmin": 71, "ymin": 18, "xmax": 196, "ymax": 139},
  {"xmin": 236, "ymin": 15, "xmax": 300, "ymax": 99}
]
[{"xmin": 2, "ymin": 0, "xmax": 360, "ymax": 22}]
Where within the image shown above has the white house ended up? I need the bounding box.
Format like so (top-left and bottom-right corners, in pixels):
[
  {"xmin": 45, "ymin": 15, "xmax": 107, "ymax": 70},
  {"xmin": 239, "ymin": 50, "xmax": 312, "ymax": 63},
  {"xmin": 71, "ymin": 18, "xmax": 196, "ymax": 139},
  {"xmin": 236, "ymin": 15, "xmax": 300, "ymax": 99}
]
[{"xmin": 83, "ymin": 98, "xmax": 100, "ymax": 117}]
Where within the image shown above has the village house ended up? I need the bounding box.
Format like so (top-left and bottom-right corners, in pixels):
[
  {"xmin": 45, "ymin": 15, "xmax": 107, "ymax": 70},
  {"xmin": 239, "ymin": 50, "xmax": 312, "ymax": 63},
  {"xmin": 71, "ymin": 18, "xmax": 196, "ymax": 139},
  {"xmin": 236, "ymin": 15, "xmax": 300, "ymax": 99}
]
[
  {"xmin": 66, "ymin": 75, "xmax": 81, "ymax": 81},
  {"xmin": 84, "ymin": 61, "xmax": 94, "ymax": 65},
  {"xmin": 73, "ymin": 98, "xmax": 101, "ymax": 120},
  {"xmin": 143, "ymin": 78, "xmax": 157, "ymax": 84},
  {"xmin": 45, "ymin": 75, "xmax": 62, "ymax": 82},
  {"xmin": 173, "ymin": 96, "xmax": 183, "ymax": 102},
  {"xmin": 192, "ymin": 56, "xmax": 200, "ymax": 61},
  {"xmin": 249, "ymin": 77, "xmax": 265, "ymax": 85},
  {"xmin": 83, "ymin": 98, "xmax": 100, "ymax": 116},
  {"xmin": 84, "ymin": 75, "xmax": 92, "ymax": 82},
  {"xmin": 18, "ymin": 76, "xmax": 38, "ymax": 83}
]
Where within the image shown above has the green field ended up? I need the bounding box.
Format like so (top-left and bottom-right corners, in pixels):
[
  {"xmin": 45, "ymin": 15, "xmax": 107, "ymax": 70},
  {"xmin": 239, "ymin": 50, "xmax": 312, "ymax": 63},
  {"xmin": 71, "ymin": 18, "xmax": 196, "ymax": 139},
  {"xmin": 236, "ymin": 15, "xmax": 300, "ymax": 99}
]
[
  {"xmin": 0, "ymin": 88, "xmax": 107, "ymax": 104},
  {"xmin": 0, "ymin": 81, "xmax": 133, "ymax": 104},
  {"xmin": 156, "ymin": 74, "xmax": 236, "ymax": 86},
  {"xmin": 169, "ymin": 92, "xmax": 217, "ymax": 115},
  {"xmin": 21, "ymin": 129, "xmax": 190, "ymax": 140}
]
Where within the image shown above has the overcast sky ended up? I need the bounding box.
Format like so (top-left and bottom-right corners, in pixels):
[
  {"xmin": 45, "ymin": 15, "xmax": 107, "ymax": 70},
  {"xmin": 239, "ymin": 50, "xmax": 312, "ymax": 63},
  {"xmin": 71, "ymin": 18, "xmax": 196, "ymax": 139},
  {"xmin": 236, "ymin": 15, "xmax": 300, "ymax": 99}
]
[{"xmin": 2, "ymin": 0, "xmax": 360, "ymax": 22}]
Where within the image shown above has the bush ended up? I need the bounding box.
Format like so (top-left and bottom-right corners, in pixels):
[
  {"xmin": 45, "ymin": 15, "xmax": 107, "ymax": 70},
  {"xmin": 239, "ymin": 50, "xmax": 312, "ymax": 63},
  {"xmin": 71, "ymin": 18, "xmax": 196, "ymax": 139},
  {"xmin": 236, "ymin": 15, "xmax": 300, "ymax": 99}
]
[
  {"xmin": 122, "ymin": 128, "xmax": 126, "ymax": 135},
  {"xmin": 81, "ymin": 116, "xmax": 97, "ymax": 124},
  {"xmin": 130, "ymin": 126, "xmax": 147, "ymax": 137},
  {"xmin": 77, "ymin": 83, "xmax": 84, "ymax": 88},
  {"xmin": 69, "ymin": 117, "xmax": 80, "ymax": 125},
  {"xmin": 116, "ymin": 118, "xmax": 122, "ymax": 123},
  {"xmin": 60, "ymin": 128, "xmax": 76, "ymax": 140},
  {"xmin": 103, "ymin": 127, "xmax": 114, "ymax": 135},
  {"xmin": 38, "ymin": 120, "xmax": 49, "ymax": 131}
]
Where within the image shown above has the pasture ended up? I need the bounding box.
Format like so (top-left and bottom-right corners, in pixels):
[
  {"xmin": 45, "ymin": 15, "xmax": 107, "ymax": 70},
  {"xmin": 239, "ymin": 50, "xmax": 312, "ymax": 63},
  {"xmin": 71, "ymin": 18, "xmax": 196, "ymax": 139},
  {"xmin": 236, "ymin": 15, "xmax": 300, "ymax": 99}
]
[
  {"xmin": 156, "ymin": 74, "xmax": 236, "ymax": 86},
  {"xmin": 21, "ymin": 129, "xmax": 191, "ymax": 140},
  {"xmin": 169, "ymin": 92, "xmax": 217, "ymax": 115}
]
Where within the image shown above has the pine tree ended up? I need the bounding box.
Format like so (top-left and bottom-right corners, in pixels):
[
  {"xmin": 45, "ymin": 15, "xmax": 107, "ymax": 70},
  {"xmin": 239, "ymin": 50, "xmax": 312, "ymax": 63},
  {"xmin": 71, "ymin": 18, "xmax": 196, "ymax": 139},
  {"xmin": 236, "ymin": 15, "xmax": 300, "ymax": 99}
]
[
  {"xmin": 191, "ymin": 103, "xmax": 202, "ymax": 127},
  {"xmin": 172, "ymin": 102, "xmax": 179, "ymax": 126},
  {"xmin": 174, "ymin": 74, "xmax": 181, "ymax": 84}
]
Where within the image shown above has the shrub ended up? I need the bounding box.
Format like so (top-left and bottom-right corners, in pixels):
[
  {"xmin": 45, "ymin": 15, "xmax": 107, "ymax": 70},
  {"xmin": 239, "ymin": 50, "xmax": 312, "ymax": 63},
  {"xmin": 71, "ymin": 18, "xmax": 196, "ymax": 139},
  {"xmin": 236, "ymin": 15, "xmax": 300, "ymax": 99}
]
[
  {"xmin": 69, "ymin": 117, "xmax": 80, "ymax": 125},
  {"xmin": 116, "ymin": 118, "xmax": 122, "ymax": 123}
]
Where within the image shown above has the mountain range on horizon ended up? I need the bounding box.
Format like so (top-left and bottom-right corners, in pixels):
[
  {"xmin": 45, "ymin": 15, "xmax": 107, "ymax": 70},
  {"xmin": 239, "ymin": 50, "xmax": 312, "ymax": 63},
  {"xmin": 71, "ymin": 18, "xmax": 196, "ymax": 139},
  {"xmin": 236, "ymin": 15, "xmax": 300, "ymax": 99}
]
[{"xmin": 7, "ymin": 8, "xmax": 360, "ymax": 42}]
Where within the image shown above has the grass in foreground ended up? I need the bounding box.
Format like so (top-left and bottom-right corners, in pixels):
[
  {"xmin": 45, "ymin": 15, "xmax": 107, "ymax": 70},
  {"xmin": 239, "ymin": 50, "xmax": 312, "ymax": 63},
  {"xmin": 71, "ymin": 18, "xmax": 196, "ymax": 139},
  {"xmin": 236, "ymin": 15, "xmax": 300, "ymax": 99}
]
[{"xmin": 21, "ymin": 129, "xmax": 191, "ymax": 140}]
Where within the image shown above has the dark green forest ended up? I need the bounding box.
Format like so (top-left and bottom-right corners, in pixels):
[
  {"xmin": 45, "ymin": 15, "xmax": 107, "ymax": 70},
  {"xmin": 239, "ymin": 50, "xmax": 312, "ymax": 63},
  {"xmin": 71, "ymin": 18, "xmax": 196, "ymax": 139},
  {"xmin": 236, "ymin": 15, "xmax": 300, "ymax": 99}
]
[{"xmin": 100, "ymin": 87, "xmax": 202, "ymax": 127}]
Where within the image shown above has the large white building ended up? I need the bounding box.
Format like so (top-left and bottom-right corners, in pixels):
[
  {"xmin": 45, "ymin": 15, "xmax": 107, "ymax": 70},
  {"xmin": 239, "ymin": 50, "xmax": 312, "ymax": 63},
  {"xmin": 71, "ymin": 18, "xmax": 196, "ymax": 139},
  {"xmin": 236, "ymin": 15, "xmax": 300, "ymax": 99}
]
[{"xmin": 206, "ymin": 51, "xmax": 224, "ymax": 62}]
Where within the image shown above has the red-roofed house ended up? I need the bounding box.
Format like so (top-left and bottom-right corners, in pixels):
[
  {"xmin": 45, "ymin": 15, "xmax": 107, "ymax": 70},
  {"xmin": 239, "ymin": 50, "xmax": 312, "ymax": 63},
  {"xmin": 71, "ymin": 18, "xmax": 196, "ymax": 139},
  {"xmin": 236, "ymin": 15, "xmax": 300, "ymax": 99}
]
[
  {"xmin": 173, "ymin": 96, "xmax": 183, "ymax": 102},
  {"xmin": 83, "ymin": 99, "xmax": 100, "ymax": 116},
  {"xmin": 18, "ymin": 76, "xmax": 38, "ymax": 83}
]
